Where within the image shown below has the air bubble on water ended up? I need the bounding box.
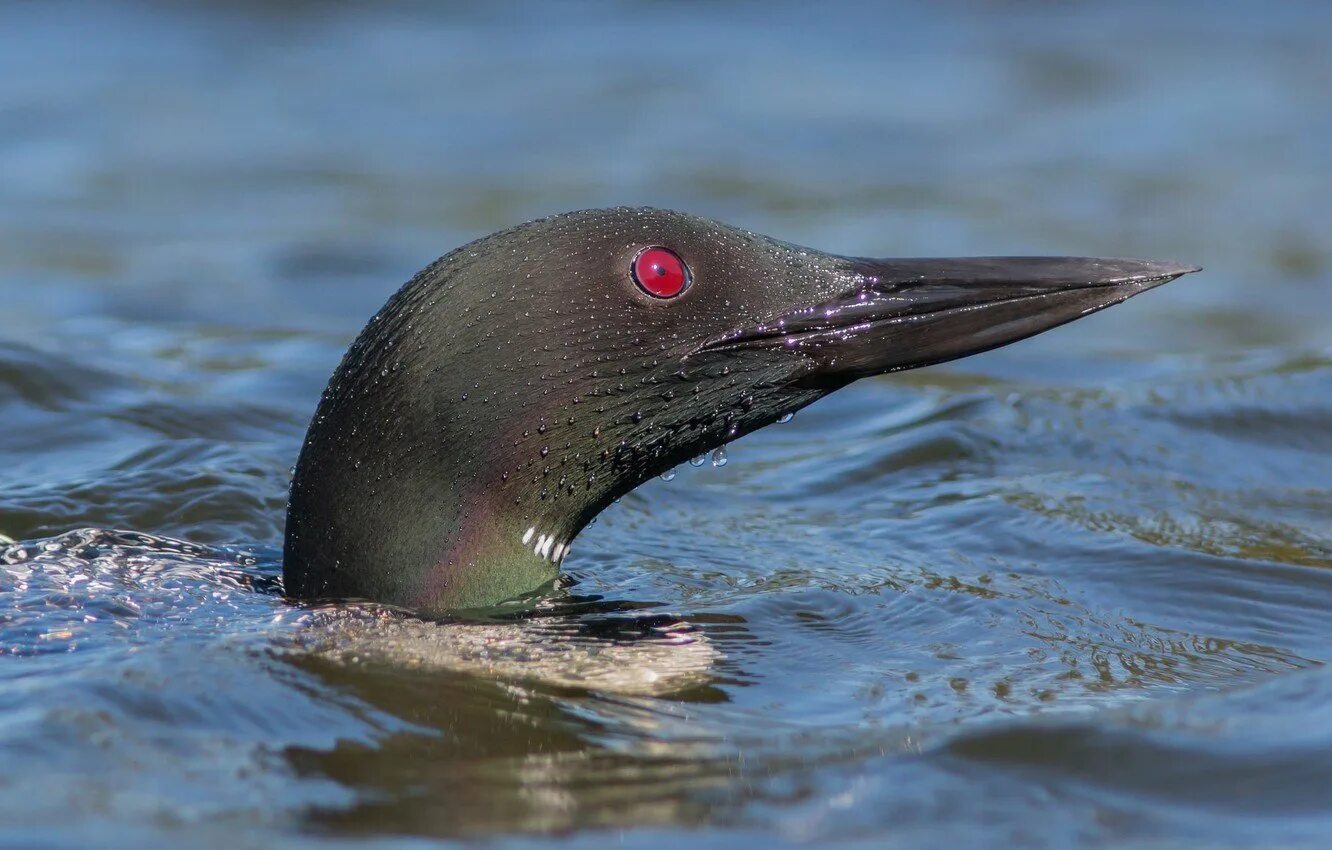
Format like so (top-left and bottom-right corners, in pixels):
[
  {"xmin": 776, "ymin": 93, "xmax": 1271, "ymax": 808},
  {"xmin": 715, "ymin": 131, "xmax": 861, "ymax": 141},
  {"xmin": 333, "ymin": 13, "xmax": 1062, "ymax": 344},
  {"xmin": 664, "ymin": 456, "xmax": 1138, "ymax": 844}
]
[
  {"xmin": 710, "ymin": 446, "xmax": 728, "ymax": 468},
  {"xmin": 689, "ymin": 454, "xmax": 707, "ymax": 467},
  {"xmin": 778, "ymin": 412, "xmax": 795, "ymax": 424},
  {"xmin": 660, "ymin": 468, "xmax": 677, "ymax": 481}
]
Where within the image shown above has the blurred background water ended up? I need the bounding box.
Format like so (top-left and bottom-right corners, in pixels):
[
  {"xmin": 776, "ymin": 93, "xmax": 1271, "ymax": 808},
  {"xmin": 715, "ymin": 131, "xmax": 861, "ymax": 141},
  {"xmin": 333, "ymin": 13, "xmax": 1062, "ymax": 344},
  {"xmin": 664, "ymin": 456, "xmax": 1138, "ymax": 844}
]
[{"xmin": 1, "ymin": 1, "xmax": 1330, "ymax": 847}]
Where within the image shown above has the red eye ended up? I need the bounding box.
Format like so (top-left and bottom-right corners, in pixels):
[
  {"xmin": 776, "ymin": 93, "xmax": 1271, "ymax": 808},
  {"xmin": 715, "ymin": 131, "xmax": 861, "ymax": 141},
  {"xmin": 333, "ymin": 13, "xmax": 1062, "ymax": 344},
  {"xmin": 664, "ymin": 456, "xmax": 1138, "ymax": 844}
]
[{"xmin": 632, "ymin": 247, "xmax": 690, "ymax": 299}]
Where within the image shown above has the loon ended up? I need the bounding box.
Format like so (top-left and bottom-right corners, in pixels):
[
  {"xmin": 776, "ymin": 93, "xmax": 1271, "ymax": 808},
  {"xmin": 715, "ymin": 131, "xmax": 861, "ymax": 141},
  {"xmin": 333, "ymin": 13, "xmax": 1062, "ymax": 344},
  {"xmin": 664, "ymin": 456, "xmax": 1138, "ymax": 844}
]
[{"xmin": 284, "ymin": 207, "xmax": 1196, "ymax": 611}]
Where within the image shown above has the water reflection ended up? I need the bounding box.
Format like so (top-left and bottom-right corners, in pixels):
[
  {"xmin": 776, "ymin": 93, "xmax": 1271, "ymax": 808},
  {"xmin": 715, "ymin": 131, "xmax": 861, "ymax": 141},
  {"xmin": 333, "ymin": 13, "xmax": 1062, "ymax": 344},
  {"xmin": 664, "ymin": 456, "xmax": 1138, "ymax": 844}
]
[{"xmin": 283, "ymin": 657, "xmax": 736, "ymax": 837}]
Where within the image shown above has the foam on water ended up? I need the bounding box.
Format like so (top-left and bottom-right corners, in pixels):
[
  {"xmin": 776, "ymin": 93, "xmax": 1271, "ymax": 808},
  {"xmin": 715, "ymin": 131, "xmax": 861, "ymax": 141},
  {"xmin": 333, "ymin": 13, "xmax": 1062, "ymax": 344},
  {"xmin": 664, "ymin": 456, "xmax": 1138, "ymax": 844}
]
[{"xmin": 1, "ymin": 528, "xmax": 717, "ymax": 695}]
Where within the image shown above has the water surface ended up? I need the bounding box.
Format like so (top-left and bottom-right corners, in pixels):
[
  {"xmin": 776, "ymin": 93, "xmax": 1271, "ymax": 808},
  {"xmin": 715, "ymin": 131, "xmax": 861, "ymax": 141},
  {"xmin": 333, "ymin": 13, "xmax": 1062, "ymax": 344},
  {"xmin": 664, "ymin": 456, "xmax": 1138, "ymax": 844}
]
[{"xmin": 2, "ymin": 1, "xmax": 1331, "ymax": 847}]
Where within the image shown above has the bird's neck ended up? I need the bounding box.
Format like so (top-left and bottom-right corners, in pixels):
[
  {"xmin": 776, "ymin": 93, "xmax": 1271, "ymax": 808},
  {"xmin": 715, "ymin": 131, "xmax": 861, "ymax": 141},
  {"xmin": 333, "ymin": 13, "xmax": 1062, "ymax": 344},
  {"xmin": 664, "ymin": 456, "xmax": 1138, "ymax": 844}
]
[
  {"xmin": 284, "ymin": 390, "xmax": 585, "ymax": 610},
  {"xmin": 282, "ymin": 287, "xmax": 595, "ymax": 610}
]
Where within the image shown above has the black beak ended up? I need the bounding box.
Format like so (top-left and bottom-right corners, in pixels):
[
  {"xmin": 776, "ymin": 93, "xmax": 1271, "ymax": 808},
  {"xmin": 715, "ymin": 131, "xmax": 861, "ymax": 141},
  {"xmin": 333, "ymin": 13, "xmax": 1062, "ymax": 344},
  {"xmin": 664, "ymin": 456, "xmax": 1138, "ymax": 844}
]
[{"xmin": 695, "ymin": 256, "xmax": 1199, "ymax": 386}]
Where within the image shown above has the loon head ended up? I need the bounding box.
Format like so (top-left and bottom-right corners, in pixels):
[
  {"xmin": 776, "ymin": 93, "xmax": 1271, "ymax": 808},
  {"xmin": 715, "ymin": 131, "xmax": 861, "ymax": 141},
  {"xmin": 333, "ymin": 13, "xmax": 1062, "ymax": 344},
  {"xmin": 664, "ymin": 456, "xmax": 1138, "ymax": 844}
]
[{"xmin": 284, "ymin": 207, "xmax": 1196, "ymax": 611}]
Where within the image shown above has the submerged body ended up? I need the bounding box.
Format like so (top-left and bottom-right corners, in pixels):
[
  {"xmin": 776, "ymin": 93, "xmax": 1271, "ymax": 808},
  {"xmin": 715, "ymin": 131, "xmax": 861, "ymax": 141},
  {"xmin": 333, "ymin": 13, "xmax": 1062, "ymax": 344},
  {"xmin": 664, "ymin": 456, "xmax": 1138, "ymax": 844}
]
[{"xmin": 285, "ymin": 207, "xmax": 1196, "ymax": 611}]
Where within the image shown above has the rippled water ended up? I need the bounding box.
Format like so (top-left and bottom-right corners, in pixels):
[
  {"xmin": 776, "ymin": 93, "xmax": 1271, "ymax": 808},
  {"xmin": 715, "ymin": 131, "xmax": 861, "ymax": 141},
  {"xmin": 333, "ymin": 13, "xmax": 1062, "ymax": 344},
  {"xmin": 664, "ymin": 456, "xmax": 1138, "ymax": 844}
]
[{"xmin": 2, "ymin": 1, "xmax": 1331, "ymax": 847}]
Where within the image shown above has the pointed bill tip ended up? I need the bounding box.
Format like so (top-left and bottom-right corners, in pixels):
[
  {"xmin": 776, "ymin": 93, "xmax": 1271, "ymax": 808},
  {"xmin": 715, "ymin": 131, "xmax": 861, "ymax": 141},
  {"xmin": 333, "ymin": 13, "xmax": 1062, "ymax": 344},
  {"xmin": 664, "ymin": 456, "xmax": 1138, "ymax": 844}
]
[{"xmin": 1116, "ymin": 258, "xmax": 1202, "ymax": 281}]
